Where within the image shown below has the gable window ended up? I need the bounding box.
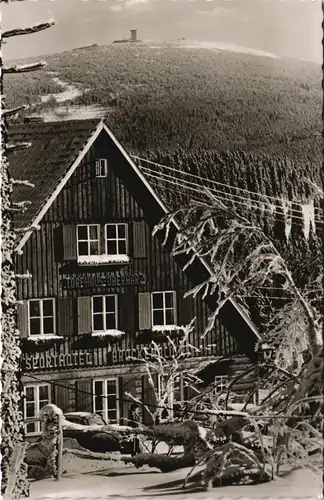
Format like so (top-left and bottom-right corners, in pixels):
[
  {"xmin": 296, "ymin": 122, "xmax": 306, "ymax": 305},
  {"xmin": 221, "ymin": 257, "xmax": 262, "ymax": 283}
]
[
  {"xmin": 152, "ymin": 291, "xmax": 176, "ymax": 329},
  {"xmin": 93, "ymin": 378, "xmax": 119, "ymax": 423},
  {"xmin": 77, "ymin": 224, "xmax": 100, "ymax": 257},
  {"xmin": 95, "ymin": 158, "xmax": 108, "ymax": 178},
  {"xmin": 28, "ymin": 299, "xmax": 55, "ymax": 337},
  {"xmin": 105, "ymin": 223, "xmax": 128, "ymax": 255},
  {"xmin": 92, "ymin": 295, "xmax": 118, "ymax": 332},
  {"xmin": 24, "ymin": 384, "xmax": 51, "ymax": 435}
]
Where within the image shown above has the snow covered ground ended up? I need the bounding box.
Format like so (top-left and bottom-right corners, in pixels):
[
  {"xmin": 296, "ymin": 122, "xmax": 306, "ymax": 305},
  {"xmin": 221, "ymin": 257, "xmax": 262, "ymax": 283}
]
[{"xmin": 30, "ymin": 453, "xmax": 323, "ymax": 499}]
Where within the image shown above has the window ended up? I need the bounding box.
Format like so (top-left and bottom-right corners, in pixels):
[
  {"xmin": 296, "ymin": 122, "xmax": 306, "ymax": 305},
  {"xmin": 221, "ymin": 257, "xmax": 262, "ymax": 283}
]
[
  {"xmin": 92, "ymin": 295, "xmax": 118, "ymax": 332},
  {"xmin": 95, "ymin": 158, "xmax": 108, "ymax": 178},
  {"xmin": 105, "ymin": 224, "xmax": 128, "ymax": 255},
  {"xmin": 28, "ymin": 299, "xmax": 55, "ymax": 336},
  {"xmin": 93, "ymin": 379, "xmax": 119, "ymax": 423},
  {"xmin": 152, "ymin": 291, "xmax": 176, "ymax": 328},
  {"xmin": 77, "ymin": 224, "xmax": 100, "ymax": 257},
  {"xmin": 24, "ymin": 384, "xmax": 51, "ymax": 435},
  {"xmin": 213, "ymin": 376, "xmax": 228, "ymax": 398},
  {"xmin": 158, "ymin": 373, "xmax": 183, "ymax": 419}
]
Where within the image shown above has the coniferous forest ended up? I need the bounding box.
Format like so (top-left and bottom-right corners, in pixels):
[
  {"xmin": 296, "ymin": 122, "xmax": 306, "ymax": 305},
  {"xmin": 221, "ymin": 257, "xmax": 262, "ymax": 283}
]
[{"xmin": 6, "ymin": 42, "xmax": 322, "ymax": 331}]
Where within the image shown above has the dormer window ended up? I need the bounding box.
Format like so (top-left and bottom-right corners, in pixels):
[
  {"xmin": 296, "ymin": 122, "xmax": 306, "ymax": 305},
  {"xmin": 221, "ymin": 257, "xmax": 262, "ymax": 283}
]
[{"xmin": 95, "ymin": 158, "xmax": 108, "ymax": 178}]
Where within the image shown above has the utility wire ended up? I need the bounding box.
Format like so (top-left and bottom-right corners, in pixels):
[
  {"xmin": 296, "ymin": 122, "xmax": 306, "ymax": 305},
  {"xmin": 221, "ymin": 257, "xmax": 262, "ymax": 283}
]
[
  {"xmin": 140, "ymin": 165, "xmax": 324, "ymax": 224},
  {"xmin": 133, "ymin": 155, "xmax": 323, "ymax": 215},
  {"xmin": 139, "ymin": 165, "xmax": 323, "ymax": 221},
  {"xmin": 140, "ymin": 169, "xmax": 324, "ymax": 226}
]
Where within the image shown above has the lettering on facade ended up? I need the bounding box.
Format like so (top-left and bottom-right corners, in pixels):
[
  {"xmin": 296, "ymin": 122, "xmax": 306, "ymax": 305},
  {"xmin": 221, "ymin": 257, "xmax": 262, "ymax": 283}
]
[
  {"xmin": 22, "ymin": 352, "xmax": 94, "ymax": 371},
  {"xmin": 21, "ymin": 345, "xmax": 194, "ymax": 372},
  {"xmin": 61, "ymin": 272, "xmax": 146, "ymax": 290}
]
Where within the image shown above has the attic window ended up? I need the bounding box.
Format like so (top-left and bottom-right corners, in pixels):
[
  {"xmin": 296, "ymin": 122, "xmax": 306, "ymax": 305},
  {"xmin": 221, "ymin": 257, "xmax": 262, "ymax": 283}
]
[{"xmin": 95, "ymin": 159, "xmax": 108, "ymax": 178}]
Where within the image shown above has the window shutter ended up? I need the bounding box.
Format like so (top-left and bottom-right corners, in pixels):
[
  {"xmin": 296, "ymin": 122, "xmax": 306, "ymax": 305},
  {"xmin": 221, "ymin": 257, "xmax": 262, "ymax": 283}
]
[
  {"xmin": 77, "ymin": 296, "xmax": 92, "ymax": 334},
  {"xmin": 133, "ymin": 221, "xmax": 146, "ymax": 258},
  {"xmin": 54, "ymin": 380, "xmax": 72, "ymax": 413},
  {"xmin": 119, "ymin": 376, "xmax": 137, "ymax": 425},
  {"xmin": 75, "ymin": 379, "xmax": 93, "ymax": 412},
  {"xmin": 138, "ymin": 293, "xmax": 151, "ymax": 330},
  {"xmin": 178, "ymin": 290, "xmax": 195, "ymax": 327},
  {"xmin": 17, "ymin": 301, "xmax": 28, "ymax": 338},
  {"xmin": 119, "ymin": 293, "xmax": 135, "ymax": 333},
  {"xmin": 57, "ymin": 298, "xmax": 74, "ymax": 336},
  {"xmin": 62, "ymin": 225, "xmax": 77, "ymax": 261},
  {"xmin": 141, "ymin": 373, "xmax": 158, "ymax": 425}
]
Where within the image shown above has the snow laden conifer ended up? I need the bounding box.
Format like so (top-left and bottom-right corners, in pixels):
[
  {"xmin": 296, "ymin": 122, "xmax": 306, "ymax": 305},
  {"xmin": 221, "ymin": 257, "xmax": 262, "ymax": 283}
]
[
  {"xmin": 0, "ymin": 5, "xmax": 54, "ymax": 496},
  {"xmin": 151, "ymin": 190, "xmax": 322, "ymax": 488}
]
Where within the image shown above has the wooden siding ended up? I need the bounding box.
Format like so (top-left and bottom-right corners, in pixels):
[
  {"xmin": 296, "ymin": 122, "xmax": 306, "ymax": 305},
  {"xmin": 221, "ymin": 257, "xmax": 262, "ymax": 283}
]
[{"xmin": 16, "ymin": 130, "xmax": 244, "ymax": 363}]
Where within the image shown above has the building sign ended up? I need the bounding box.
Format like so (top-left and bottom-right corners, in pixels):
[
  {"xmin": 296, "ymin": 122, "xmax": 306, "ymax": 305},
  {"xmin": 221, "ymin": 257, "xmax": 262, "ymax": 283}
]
[
  {"xmin": 22, "ymin": 352, "xmax": 93, "ymax": 371},
  {"xmin": 21, "ymin": 345, "xmax": 195, "ymax": 372},
  {"xmin": 61, "ymin": 271, "xmax": 146, "ymax": 289}
]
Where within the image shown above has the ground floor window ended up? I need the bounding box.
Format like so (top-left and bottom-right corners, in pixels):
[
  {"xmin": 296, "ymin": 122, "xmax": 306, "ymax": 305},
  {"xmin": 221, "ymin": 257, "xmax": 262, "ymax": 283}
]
[
  {"xmin": 24, "ymin": 384, "xmax": 51, "ymax": 435},
  {"xmin": 213, "ymin": 376, "xmax": 258, "ymax": 405},
  {"xmin": 211, "ymin": 375, "xmax": 229, "ymax": 402},
  {"xmin": 93, "ymin": 378, "xmax": 119, "ymax": 423},
  {"xmin": 158, "ymin": 373, "xmax": 184, "ymax": 419}
]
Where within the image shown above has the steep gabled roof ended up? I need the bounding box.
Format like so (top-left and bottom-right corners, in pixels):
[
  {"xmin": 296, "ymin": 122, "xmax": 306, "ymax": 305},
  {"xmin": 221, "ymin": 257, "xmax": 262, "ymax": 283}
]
[
  {"xmin": 9, "ymin": 119, "xmax": 102, "ymax": 231},
  {"xmin": 9, "ymin": 118, "xmax": 261, "ymax": 340}
]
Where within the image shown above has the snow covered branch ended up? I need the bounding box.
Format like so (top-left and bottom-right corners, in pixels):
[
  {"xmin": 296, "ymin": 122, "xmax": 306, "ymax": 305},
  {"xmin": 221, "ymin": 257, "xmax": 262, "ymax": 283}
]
[
  {"xmin": 2, "ymin": 20, "xmax": 55, "ymax": 39},
  {"xmin": 7, "ymin": 142, "xmax": 32, "ymax": 153},
  {"xmin": 11, "ymin": 179, "xmax": 35, "ymax": 188},
  {"xmin": 14, "ymin": 224, "xmax": 40, "ymax": 234},
  {"xmin": 3, "ymin": 106, "xmax": 27, "ymax": 119},
  {"xmin": 3, "ymin": 61, "xmax": 47, "ymax": 74}
]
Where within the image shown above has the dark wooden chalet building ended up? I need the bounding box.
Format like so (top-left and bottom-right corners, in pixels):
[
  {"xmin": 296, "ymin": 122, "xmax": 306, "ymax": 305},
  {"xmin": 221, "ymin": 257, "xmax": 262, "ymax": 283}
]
[{"xmin": 9, "ymin": 118, "xmax": 261, "ymax": 436}]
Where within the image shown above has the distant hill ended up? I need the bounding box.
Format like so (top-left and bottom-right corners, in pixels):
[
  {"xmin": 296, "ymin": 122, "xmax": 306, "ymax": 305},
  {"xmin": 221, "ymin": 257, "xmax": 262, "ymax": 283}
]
[
  {"xmin": 6, "ymin": 40, "xmax": 321, "ymax": 162},
  {"xmin": 5, "ymin": 41, "xmax": 322, "ymax": 331}
]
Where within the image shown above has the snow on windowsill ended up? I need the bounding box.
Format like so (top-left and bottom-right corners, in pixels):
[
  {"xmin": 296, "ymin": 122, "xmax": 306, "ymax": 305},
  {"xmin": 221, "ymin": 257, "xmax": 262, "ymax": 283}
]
[
  {"xmin": 77, "ymin": 255, "xmax": 130, "ymax": 265},
  {"xmin": 27, "ymin": 335, "xmax": 64, "ymax": 342},
  {"xmin": 91, "ymin": 330, "xmax": 125, "ymax": 338},
  {"xmin": 152, "ymin": 325, "xmax": 184, "ymax": 332}
]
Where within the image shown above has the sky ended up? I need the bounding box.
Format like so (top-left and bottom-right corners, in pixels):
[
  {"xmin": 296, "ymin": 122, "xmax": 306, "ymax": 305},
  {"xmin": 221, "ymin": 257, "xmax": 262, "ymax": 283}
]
[{"xmin": 2, "ymin": 0, "xmax": 322, "ymax": 63}]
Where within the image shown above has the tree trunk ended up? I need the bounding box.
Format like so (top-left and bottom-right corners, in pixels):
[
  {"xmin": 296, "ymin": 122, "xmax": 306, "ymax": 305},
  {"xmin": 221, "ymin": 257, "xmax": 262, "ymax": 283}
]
[{"xmin": 0, "ymin": 117, "xmax": 29, "ymax": 496}]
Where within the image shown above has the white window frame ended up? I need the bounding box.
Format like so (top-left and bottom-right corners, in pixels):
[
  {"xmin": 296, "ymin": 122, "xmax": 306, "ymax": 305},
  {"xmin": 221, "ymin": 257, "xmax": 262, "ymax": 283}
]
[
  {"xmin": 93, "ymin": 378, "xmax": 119, "ymax": 424},
  {"xmin": 28, "ymin": 298, "xmax": 55, "ymax": 337},
  {"xmin": 76, "ymin": 224, "xmax": 100, "ymax": 257},
  {"xmin": 151, "ymin": 291, "xmax": 177, "ymax": 328},
  {"xmin": 24, "ymin": 383, "xmax": 51, "ymax": 435},
  {"xmin": 105, "ymin": 223, "xmax": 128, "ymax": 256},
  {"xmin": 213, "ymin": 375, "xmax": 228, "ymax": 395},
  {"xmin": 91, "ymin": 294, "xmax": 118, "ymax": 333},
  {"xmin": 95, "ymin": 158, "xmax": 108, "ymax": 178},
  {"xmin": 158, "ymin": 373, "xmax": 184, "ymax": 419}
]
